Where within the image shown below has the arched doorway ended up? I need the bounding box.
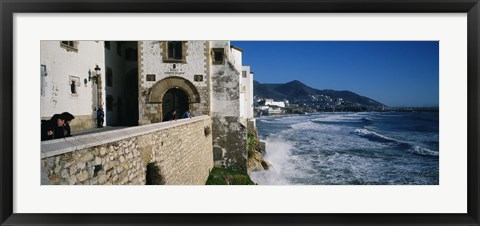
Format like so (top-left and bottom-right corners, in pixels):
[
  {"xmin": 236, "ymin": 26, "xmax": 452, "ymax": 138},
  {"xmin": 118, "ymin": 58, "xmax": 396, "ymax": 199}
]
[
  {"xmin": 162, "ymin": 88, "xmax": 189, "ymax": 120},
  {"xmin": 148, "ymin": 76, "xmax": 201, "ymax": 122}
]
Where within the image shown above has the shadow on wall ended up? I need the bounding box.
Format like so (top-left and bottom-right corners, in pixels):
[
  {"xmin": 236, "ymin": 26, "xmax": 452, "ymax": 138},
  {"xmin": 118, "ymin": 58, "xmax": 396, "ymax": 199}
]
[{"xmin": 146, "ymin": 162, "xmax": 164, "ymax": 185}]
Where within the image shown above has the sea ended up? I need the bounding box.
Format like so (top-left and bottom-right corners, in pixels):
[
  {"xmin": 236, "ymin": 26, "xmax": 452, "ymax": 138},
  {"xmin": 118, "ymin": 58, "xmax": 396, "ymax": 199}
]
[{"xmin": 250, "ymin": 111, "xmax": 439, "ymax": 185}]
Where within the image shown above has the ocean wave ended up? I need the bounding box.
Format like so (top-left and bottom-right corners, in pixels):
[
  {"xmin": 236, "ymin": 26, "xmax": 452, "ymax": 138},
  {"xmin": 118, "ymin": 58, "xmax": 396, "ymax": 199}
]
[
  {"xmin": 360, "ymin": 117, "xmax": 373, "ymax": 123},
  {"xmin": 353, "ymin": 128, "xmax": 398, "ymax": 143},
  {"xmin": 258, "ymin": 119, "xmax": 275, "ymax": 124},
  {"xmin": 250, "ymin": 137, "xmax": 307, "ymax": 185},
  {"xmin": 311, "ymin": 115, "xmax": 358, "ymax": 123},
  {"xmin": 353, "ymin": 129, "xmax": 438, "ymax": 157},
  {"xmin": 290, "ymin": 121, "xmax": 321, "ymax": 130},
  {"xmin": 310, "ymin": 113, "xmax": 376, "ymax": 125},
  {"xmin": 407, "ymin": 145, "xmax": 439, "ymax": 157}
]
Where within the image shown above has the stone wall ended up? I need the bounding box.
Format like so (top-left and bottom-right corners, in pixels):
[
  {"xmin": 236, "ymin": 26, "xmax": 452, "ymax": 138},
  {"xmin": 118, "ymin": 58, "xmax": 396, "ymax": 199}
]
[
  {"xmin": 212, "ymin": 116, "xmax": 247, "ymax": 172},
  {"xmin": 210, "ymin": 41, "xmax": 247, "ymax": 173},
  {"xmin": 41, "ymin": 116, "xmax": 213, "ymax": 185}
]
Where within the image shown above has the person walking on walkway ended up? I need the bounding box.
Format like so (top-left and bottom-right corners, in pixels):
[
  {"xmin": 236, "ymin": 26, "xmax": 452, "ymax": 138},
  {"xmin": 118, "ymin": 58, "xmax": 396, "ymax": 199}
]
[
  {"xmin": 182, "ymin": 108, "xmax": 191, "ymax": 119},
  {"xmin": 97, "ymin": 108, "xmax": 105, "ymax": 128},
  {"xmin": 163, "ymin": 110, "xmax": 176, "ymax": 122}
]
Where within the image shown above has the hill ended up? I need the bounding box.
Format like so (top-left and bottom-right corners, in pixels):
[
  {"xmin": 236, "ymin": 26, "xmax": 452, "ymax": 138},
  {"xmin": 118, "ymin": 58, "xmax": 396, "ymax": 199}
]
[{"xmin": 254, "ymin": 80, "xmax": 385, "ymax": 110}]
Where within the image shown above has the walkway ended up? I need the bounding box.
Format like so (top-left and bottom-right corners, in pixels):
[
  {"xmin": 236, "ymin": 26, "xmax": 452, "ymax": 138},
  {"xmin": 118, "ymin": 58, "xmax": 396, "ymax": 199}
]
[{"xmin": 72, "ymin": 126, "xmax": 127, "ymax": 136}]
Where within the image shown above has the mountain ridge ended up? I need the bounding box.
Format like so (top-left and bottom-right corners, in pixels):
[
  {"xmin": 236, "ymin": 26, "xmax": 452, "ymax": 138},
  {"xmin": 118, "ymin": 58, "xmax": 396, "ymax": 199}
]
[{"xmin": 254, "ymin": 80, "xmax": 385, "ymax": 110}]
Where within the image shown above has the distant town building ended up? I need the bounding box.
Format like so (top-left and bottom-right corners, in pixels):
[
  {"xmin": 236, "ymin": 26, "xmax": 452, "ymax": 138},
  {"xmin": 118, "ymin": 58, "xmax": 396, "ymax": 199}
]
[{"xmin": 265, "ymin": 99, "xmax": 286, "ymax": 108}]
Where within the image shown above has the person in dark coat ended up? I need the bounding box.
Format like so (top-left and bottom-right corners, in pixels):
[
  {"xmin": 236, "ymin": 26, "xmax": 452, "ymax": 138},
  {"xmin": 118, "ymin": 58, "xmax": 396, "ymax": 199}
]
[
  {"xmin": 162, "ymin": 110, "xmax": 176, "ymax": 122},
  {"xmin": 61, "ymin": 112, "xmax": 75, "ymax": 137},
  {"xmin": 97, "ymin": 108, "xmax": 105, "ymax": 128},
  {"xmin": 51, "ymin": 114, "xmax": 67, "ymax": 139},
  {"xmin": 41, "ymin": 114, "xmax": 66, "ymax": 141},
  {"xmin": 41, "ymin": 119, "xmax": 52, "ymax": 141}
]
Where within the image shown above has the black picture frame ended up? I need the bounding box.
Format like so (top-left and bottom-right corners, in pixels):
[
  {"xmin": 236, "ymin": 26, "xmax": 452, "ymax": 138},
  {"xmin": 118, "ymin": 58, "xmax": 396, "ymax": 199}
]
[{"xmin": 1, "ymin": 0, "xmax": 479, "ymax": 225}]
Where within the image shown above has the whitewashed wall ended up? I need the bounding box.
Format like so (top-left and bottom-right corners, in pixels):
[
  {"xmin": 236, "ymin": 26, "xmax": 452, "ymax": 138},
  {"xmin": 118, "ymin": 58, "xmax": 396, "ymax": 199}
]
[
  {"xmin": 242, "ymin": 66, "xmax": 254, "ymax": 119},
  {"xmin": 230, "ymin": 47, "xmax": 243, "ymax": 74},
  {"xmin": 40, "ymin": 41, "xmax": 105, "ymax": 130},
  {"xmin": 140, "ymin": 41, "xmax": 208, "ymax": 89}
]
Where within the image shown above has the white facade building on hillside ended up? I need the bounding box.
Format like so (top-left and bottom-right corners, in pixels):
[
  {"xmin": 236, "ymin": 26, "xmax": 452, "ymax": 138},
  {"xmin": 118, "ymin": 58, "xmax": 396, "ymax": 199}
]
[{"xmin": 265, "ymin": 99, "xmax": 286, "ymax": 108}]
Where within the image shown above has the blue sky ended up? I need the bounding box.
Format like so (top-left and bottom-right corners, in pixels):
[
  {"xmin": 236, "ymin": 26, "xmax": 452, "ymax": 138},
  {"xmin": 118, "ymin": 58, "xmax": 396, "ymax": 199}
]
[{"xmin": 231, "ymin": 41, "xmax": 439, "ymax": 107}]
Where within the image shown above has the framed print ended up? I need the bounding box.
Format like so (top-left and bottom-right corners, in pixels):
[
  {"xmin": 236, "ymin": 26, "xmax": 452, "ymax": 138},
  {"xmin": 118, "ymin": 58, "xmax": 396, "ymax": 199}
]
[{"xmin": 1, "ymin": 0, "xmax": 479, "ymax": 225}]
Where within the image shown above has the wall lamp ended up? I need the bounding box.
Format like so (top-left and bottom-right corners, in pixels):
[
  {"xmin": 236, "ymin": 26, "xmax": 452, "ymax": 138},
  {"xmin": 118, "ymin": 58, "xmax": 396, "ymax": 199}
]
[{"xmin": 88, "ymin": 65, "xmax": 101, "ymax": 82}]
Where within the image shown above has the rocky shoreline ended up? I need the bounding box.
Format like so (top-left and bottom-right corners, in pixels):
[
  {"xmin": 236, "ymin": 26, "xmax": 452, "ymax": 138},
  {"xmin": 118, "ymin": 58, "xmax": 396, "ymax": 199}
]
[{"xmin": 247, "ymin": 127, "xmax": 271, "ymax": 174}]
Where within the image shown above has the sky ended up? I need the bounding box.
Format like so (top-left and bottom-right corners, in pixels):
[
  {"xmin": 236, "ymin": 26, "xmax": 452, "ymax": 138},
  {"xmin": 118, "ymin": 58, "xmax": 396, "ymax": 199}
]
[{"xmin": 231, "ymin": 41, "xmax": 439, "ymax": 107}]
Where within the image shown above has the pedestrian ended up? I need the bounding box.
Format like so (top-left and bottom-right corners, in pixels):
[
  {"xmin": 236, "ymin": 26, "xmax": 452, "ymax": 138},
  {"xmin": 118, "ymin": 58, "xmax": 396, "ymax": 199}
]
[
  {"xmin": 182, "ymin": 108, "xmax": 191, "ymax": 119},
  {"xmin": 163, "ymin": 110, "xmax": 176, "ymax": 122},
  {"xmin": 41, "ymin": 118, "xmax": 53, "ymax": 141},
  {"xmin": 51, "ymin": 114, "xmax": 67, "ymax": 139},
  {"xmin": 97, "ymin": 108, "xmax": 105, "ymax": 128},
  {"xmin": 41, "ymin": 114, "xmax": 66, "ymax": 141},
  {"xmin": 61, "ymin": 112, "xmax": 75, "ymax": 137}
]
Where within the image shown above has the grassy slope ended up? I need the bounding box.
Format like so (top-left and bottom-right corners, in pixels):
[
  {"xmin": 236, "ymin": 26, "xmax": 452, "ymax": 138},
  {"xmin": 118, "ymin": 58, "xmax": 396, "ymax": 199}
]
[{"xmin": 205, "ymin": 167, "xmax": 256, "ymax": 185}]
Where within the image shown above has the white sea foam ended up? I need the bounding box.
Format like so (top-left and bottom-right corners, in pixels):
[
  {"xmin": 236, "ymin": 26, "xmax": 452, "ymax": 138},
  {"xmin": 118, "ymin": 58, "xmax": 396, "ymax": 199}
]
[
  {"xmin": 407, "ymin": 145, "xmax": 439, "ymax": 156},
  {"xmin": 311, "ymin": 113, "xmax": 366, "ymax": 123},
  {"xmin": 257, "ymin": 119, "xmax": 275, "ymax": 124},
  {"xmin": 250, "ymin": 137, "xmax": 305, "ymax": 185},
  {"xmin": 353, "ymin": 128, "xmax": 398, "ymax": 143},
  {"xmin": 289, "ymin": 121, "xmax": 320, "ymax": 130}
]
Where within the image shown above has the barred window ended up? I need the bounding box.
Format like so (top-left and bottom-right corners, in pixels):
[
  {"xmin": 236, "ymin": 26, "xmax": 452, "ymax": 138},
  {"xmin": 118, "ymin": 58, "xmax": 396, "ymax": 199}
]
[{"xmin": 167, "ymin": 41, "xmax": 183, "ymax": 60}]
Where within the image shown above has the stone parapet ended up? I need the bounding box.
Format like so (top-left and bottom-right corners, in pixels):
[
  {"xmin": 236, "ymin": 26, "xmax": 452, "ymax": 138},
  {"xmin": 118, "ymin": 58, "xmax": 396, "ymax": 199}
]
[{"xmin": 41, "ymin": 116, "xmax": 213, "ymax": 185}]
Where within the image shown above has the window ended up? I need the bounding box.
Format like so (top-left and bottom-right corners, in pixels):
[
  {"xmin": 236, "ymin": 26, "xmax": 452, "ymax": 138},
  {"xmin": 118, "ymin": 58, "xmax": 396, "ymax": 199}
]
[
  {"xmin": 71, "ymin": 81, "xmax": 77, "ymax": 94},
  {"xmin": 146, "ymin": 74, "xmax": 156, "ymax": 81},
  {"xmin": 69, "ymin": 76, "xmax": 80, "ymax": 96},
  {"xmin": 162, "ymin": 41, "xmax": 187, "ymax": 63},
  {"xmin": 168, "ymin": 41, "xmax": 182, "ymax": 60},
  {"xmin": 194, "ymin": 74, "xmax": 203, "ymax": 82},
  {"xmin": 242, "ymin": 71, "xmax": 247, "ymax": 78},
  {"xmin": 60, "ymin": 41, "xmax": 78, "ymax": 51},
  {"xmin": 105, "ymin": 41, "xmax": 111, "ymax": 50},
  {"xmin": 41, "ymin": 65, "xmax": 47, "ymax": 96},
  {"xmin": 212, "ymin": 48, "xmax": 225, "ymax": 64},
  {"xmin": 106, "ymin": 67, "xmax": 113, "ymax": 87}
]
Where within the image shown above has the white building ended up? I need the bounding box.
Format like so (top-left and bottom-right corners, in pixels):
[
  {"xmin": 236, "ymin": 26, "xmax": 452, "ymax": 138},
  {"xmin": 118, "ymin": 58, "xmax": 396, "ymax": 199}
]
[
  {"xmin": 265, "ymin": 99, "xmax": 286, "ymax": 108},
  {"xmin": 40, "ymin": 41, "xmax": 106, "ymax": 131},
  {"xmin": 242, "ymin": 66, "xmax": 254, "ymax": 119}
]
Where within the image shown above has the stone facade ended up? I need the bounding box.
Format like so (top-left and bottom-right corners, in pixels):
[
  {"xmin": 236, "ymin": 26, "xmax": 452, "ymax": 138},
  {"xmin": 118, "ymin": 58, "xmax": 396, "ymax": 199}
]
[
  {"xmin": 41, "ymin": 116, "xmax": 213, "ymax": 185},
  {"xmin": 210, "ymin": 41, "xmax": 247, "ymax": 172},
  {"xmin": 139, "ymin": 41, "xmax": 210, "ymax": 124},
  {"xmin": 138, "ymin": 41, "xmax": 250, "ymax": 173}
]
